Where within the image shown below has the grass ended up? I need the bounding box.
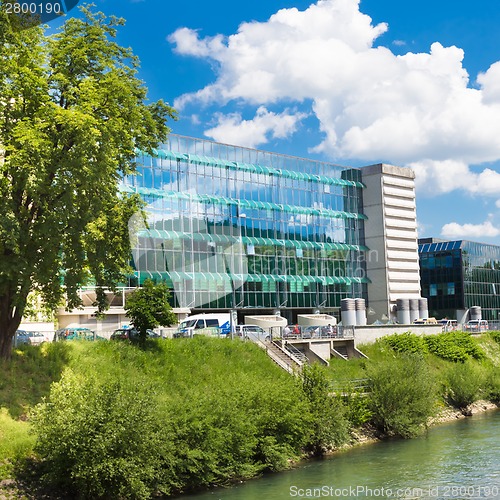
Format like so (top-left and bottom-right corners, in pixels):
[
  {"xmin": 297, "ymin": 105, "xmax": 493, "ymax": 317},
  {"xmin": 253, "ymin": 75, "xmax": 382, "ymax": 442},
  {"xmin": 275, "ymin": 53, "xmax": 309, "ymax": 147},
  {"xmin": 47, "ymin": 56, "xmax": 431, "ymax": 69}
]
[
  {"xmin": 0, "ymin": 408, "xmax": 35, "ymax": 479},
  {"xmin": 1, "ymin": 332, "xmax": 499, "ymax": 490},
  {"xmin": 0, "ymin": 342, "xmax": 70, "ymax": 419}
]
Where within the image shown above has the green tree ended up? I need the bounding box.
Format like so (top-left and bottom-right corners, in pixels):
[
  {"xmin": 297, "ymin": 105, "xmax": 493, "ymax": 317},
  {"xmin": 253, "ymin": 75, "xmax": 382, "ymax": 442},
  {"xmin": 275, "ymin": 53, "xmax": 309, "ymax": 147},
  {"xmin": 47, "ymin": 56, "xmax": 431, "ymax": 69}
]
[
  {"xmin": 0, "ymin": 6, "xmax": 176, "ymax": 358},
  {"xmin": 125, "ymin": 279, "xmax": 177, "ymax": 343}
]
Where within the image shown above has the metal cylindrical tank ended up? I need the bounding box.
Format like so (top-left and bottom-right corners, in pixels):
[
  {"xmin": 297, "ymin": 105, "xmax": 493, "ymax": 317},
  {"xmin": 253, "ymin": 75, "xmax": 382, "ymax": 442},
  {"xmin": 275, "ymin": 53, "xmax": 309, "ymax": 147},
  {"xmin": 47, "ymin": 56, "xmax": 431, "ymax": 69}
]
[
  {"xmin": 341, "ymin": 298, "xmax": 356, "ymax": 326},
  {"xmin": 409, "ymin": 298, "xmax": 420, "ymax": 323},
  {"xmin": 396, "ymin": 298, "xmax": 410, "ymax": 325},
  {"xmin": 355, "ymin": 298, "xmax": 367, "ymax": 326},
  {"xmin": 418, "ymin": 297, "xmax": 428, "ymax": 321},
  {"xmin": 470, "ymin": 306, "xmax": 482, "ymax": 321}
]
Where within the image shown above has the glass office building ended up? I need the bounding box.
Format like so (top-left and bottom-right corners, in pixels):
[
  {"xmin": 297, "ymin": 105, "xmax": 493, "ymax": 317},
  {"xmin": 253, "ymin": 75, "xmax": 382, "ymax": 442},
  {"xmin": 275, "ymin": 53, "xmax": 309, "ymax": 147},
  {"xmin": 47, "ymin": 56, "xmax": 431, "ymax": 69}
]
[
  {"xmin": 419, "ymin": 238, "xmax": 500, "ymax": 321},
  {"xmin": 122, "ymin": 135, "xmax": 370, "ymax": 322}
]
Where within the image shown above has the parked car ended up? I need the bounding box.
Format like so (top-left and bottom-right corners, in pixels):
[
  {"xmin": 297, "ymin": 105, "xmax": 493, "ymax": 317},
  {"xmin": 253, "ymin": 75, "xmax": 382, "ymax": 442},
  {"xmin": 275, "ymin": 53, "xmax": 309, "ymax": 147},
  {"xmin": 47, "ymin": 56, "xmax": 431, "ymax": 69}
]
[
  {"xmin": 26, "ymin": 332, "xmax": 47, "ymax": 346},
  {"xmin": 438, "ymin": 319, "xmax": 458, "ymax": 331},
  {"xmin": 110, "ymin": 328, "xmax": 160, "ymax": 341},
  {"xmin": 13, "ymin": 330, "xmax": 49, "ymax": 346},
  {"xmin": 236, "ymin": 324, "xmax": 270, "ymax": 341},
  {"xmin": 464, "ymin": 320, "xmax": 488, "ymax": 332},
  {"xmin": 174, "ymin": 313, "xmax": 231, "ymax": 338},
  {"xmin": 55, "ymin": 327, "xmax": 102, "ymax": 341},
  {"xmin": 13, "ymin": 330, "xmax": 30, "ymax": 346},
  {"xmin": 413, "ymin": 318, "xmax": 438, "ymax": 325}
]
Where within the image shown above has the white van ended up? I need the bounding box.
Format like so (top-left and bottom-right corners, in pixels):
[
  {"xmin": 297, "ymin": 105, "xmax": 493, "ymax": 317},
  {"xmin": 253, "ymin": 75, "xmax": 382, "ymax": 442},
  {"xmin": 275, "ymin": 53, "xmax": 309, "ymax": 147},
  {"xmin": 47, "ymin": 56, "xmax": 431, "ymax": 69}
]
[{"xmin": 174, "ymin": 313, "xmax": 231, "ymax": 338}]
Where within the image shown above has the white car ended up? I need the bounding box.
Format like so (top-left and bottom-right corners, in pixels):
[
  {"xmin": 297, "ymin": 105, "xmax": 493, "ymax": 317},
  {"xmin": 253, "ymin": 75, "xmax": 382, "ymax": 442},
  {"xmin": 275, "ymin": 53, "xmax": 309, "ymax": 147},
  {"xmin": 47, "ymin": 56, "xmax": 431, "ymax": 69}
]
[
  {"xmin": 464, "ymin": 320, "xmax": 488, "ymax": 332},
  {"xmin": 236, "ymin": 324, "xmax": 270, "ymax": 341}
]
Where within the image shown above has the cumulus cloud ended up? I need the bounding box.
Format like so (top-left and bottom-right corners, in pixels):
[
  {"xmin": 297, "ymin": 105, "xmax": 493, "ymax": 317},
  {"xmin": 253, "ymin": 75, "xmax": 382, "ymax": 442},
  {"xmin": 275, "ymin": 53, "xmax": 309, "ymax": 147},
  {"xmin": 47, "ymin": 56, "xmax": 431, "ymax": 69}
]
[
  {"xmin": 204, "ymin": 107, "xmax": 307, "ymax": 148},
  {"xmin": 169, "ymin": 0, "xmax": 500, "ymax": 198},
  {"xmin": 410, "ymin": 159, "xmax": 500, "ymax": 196},
  {"xmin": 441, "ymin": 220, "xmax": 500, "ymax": 239}
]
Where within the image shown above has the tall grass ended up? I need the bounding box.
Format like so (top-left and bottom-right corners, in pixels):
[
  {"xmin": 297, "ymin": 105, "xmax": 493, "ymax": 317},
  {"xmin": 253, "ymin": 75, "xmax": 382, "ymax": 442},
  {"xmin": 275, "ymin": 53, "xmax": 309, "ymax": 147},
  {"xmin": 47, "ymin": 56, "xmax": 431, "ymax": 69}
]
[{"xmin": 0, "ymin": 408, "xmax": 35, "ymax": 479}]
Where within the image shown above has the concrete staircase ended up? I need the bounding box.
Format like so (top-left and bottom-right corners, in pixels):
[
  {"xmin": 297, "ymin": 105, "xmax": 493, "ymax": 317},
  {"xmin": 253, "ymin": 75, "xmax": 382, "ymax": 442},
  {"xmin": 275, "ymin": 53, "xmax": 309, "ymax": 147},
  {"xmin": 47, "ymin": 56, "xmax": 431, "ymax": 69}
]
[
  {"xmin": 245, "ymin": 331, "xmax": 304, "ymax": 374},
  {"xmin": 331, "ymin": 345, "xmax": 349, "ymax": 360},
  {"xmin": 265, "ymin": 341, "xmax": 304, "ymax": 374}
]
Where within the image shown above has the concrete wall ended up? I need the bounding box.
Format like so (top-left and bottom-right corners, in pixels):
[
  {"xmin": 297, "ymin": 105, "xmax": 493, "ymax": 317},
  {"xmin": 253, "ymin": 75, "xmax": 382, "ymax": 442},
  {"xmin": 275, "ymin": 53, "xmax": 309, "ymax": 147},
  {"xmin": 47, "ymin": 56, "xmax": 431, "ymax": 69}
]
[{"xmin": 354, "ymin": 324, "xmax": 442, "ymax": 346}]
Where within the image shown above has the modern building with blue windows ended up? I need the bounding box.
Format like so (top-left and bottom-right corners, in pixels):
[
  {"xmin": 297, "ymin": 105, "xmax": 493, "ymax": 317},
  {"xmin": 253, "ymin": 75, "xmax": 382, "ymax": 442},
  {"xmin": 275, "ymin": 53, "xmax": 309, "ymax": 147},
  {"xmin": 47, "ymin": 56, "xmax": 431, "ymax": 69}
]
[
  {"xmin": 57, "ymin": 135, "xmax": 422, "ymax": 330},
  {"xmin": 116, "ymin": 135, "xmax": 422, "ymax": 325},
  {"xmin": 419, "ymin": 238, "xmax": 500, "ymax": 321}
]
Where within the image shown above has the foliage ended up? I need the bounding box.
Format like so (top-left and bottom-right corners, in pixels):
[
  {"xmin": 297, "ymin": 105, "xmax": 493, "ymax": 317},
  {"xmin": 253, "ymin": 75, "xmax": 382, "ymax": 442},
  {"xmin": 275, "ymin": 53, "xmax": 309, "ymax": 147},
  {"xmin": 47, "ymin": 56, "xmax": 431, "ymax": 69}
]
[
  {"xmin": 485, "ymin": 369, "xmax": 500, "ymax": 404},
  {"xmin": 489, "ymin": 330, "xmax": 500, "ymax": 344},
  {"xmin": 342, "ymin": 390, "xmax": 373, "ymax": 428},
  {"xmin": 300, "ymin": 363, "xmax": 350, "ymax": 454},
  {"xmin": 0, "ymin": 408, "xmax": 35, "ymax": 479},
  {"xmin": 367, "ymin": 354, "xmax": 438, "ymax": 438},
  {"xmin": 0, "ymin": 342, "xmax": 69, "ymax": 418},
  {"xmin": 124, "ymin": 279, "xmax": 177, "ymax": 343},
  {"xmin": 445, "ymin": 361, "xmax": 486, "ymax": 409},
  {"xmin": 0, "ymin": 5, "xmax": 176, "ymax": 357},
  {"xmin": 30, "ymin": 338, "xmax": 311, "ymax": 497},
  {"xmin": 424, "ymin": 331, "xmax": 485, "ymax": 362},
  {"xmin": 4, "ymin": 336, "xmax": 500, "ymax": 494},
  {"xmin": 32, "ymin": 370, "xmax": 169, "ymax": 499},
  {"xmin": 381, "ymin": 332, "xmax": 429, "ymax": 355}
]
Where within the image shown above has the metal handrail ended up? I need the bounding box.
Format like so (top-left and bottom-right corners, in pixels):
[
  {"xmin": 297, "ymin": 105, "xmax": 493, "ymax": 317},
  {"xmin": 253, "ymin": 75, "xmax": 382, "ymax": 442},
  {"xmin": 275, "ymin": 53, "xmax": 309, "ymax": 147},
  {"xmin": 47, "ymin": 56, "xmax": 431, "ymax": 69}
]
[{"xmin": 282, "ymin": 342, "xmax": 308, "ymax": 364}]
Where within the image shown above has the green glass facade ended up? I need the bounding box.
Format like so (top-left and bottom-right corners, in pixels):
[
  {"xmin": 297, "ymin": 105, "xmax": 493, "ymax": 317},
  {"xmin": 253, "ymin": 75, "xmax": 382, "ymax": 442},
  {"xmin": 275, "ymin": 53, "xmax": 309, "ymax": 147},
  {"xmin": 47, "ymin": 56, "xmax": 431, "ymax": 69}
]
[
  {"xmin": 419, "ymin": 239, "xmax": 500, "ymax": 321},
  {"xmin": 123, "ymin": 135, "xmax": 370, "ymax": 321}
]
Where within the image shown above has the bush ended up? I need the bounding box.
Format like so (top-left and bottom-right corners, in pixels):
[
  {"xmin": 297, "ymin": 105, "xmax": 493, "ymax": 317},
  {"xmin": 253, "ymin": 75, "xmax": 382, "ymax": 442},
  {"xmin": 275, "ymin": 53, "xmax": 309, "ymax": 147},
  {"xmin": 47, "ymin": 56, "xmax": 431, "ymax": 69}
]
[
  {"xmin": 424, "ymin": 331, "xmax": 485, "ymax": 362},
  {"xmin": 32, "ymin": 370, "xmax": 171, "ymax": 499},
  {"xmin": 485, "ymin": 368, "xmax": 500, "ymax": 403},
  {"xmin": 445, "ymin": 361, "xmax": 486, "ymax": 409},
  {"xmin": 382, "ymin": 332, "xmax": 428, "ymax": 355},
  {"xmin": 343, "ymin": 390, "xmax": 373, "ymax": 428},
  {"xmin": 489, "ymin": 331, "xmax": 500, "ymax": 344},
  {"xmin": 300, "ymin": 364, "xmax": 350, "ymax": 454},
  {"xmin": 30, "ymin": 339, "xmax": 313, "ymax": 496},
  {"xmin": 367, "ymin": 354, "xmax": 437, "ymax": 438}
]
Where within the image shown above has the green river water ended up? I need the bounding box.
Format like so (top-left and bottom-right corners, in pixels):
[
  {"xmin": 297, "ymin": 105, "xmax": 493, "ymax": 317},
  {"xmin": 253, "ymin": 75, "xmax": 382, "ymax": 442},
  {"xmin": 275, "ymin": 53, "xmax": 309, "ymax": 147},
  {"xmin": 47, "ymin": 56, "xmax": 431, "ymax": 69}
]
[{"xmin": 183, "ymin": 410, "xmax": 500, "ymax": 500}]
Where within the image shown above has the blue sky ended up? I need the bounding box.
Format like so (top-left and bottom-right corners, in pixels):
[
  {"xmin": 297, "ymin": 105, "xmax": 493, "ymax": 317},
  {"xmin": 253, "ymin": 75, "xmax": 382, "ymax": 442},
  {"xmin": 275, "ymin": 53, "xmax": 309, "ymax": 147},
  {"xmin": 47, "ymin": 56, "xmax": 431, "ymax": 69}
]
[{"xmin": 55, "ymin": 0, "xmax": 500, "ymax": 244}]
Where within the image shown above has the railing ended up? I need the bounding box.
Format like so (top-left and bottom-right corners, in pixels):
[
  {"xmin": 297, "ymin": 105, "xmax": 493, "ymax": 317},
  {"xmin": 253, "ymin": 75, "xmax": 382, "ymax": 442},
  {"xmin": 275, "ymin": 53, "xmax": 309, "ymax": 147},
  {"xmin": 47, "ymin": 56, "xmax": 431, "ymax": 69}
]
[
  {"xmin": 282, "ymin": 342, "xmax": 308, "ymax": 364},
  {"xmin": 282, "ymin": 325, "xmax": 354, "ymax": 340},
  {"xmin": 330, "ymin": 378, "xmax": 371, "ymax": 396}
]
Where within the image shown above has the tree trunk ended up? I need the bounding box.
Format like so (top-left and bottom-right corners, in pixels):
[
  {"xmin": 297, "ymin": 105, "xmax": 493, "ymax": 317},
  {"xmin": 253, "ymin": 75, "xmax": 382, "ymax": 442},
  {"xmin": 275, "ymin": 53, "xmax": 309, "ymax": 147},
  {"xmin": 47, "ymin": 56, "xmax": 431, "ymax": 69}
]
[{"xmin": 0, "ymin": 292, "xmax": 25, "ymax": 360}]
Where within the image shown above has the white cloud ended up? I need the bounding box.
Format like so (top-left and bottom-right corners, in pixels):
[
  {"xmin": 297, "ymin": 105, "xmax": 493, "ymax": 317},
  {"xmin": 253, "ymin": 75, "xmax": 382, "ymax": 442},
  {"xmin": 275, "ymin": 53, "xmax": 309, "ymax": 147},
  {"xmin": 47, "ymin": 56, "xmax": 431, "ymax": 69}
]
[
  {"xmin": 204, "ymin": 106, "xmax": 307, "ymax": 148},
  {"xmin": 441, "ymin": 220, "xmax": 500, "ymax": 239},
  {"xmin": 410, "ymin": 159, "xmax": 500, "ymax": 196},
  {"xmin": 169, "ymin": 0, "xmax": 500, "ymax": 197}
]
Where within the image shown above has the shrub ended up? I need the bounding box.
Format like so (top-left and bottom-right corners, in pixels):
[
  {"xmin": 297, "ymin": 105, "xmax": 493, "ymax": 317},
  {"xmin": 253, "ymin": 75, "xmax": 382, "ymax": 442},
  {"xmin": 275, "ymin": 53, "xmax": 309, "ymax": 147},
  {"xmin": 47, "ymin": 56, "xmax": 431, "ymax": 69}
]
[
  {"xmin": 343, "ymin": 390, "xmax": 373, "ymax": 428},
  {"xmin": 445, "ymin": 361, "xmax": 486, "ymax": 409},
  {"xmin": 382, "ymin": 332, "xmax": 428, "ymax": 355},
  {"xmin": 30, "ymin": 339, "xmax": 313, "ymax": 496},
  {"xmin": 301, "ymin": 364, "xmax": 350, "ymax": 454},
  {"xmin": 485, "ymin": 368, "xmax": 500, "ymax": 404},
  {"xmin": 424, "ymin": 331, "xmax": 485, "ymax": 362},
  {"xmin": 32, "ymin": 370, "xmax": 171, "ymax": 499},
  {"xmin": 489, "ymin": 331, "xmax": 500, "ymax": 344},
  {"xmin": 367, "ymin": 354, "xmax": 437, "ymax": 438}
]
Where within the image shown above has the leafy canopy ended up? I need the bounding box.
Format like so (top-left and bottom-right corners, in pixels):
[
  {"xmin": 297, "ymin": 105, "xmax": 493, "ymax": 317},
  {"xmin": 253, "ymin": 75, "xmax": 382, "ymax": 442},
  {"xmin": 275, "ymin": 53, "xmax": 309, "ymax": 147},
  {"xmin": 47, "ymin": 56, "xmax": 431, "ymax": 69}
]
[{"xmin": 0, "ymin": 5, "xmax": 175, "ymax": 356}]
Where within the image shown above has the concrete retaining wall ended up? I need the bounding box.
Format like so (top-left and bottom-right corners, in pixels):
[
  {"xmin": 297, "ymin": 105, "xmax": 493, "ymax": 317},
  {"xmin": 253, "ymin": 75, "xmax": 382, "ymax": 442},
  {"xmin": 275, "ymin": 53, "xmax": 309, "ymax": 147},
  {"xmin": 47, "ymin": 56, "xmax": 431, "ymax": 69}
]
[{"xmin": 354, "ymin": 324, "xmax": 442, "ymax": 346}]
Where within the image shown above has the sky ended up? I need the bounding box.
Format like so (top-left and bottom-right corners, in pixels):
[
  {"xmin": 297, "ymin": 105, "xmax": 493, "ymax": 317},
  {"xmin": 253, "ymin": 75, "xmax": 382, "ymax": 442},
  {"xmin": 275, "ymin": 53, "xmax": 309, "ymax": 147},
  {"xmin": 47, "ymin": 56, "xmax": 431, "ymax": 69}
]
[{"xmin": 50, "ymin": 0, "xmax": 500, "ymax": 245}]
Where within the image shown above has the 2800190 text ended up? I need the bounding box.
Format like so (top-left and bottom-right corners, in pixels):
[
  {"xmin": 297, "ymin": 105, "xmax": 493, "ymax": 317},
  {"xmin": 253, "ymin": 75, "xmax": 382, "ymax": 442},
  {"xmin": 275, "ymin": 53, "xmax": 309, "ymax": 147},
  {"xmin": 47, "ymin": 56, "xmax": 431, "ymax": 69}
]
[{"xmin": 4, "ymin": 2, "xmax": 61, "ymax": 14}]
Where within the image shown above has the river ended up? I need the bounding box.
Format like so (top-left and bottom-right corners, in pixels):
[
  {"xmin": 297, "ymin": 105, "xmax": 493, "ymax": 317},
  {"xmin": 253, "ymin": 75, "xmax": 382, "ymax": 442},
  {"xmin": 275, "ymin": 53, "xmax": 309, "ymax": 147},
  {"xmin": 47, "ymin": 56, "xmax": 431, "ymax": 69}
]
[{"xmin": 183, "ymin": 410, "xmax": 500, "ymax": 500}]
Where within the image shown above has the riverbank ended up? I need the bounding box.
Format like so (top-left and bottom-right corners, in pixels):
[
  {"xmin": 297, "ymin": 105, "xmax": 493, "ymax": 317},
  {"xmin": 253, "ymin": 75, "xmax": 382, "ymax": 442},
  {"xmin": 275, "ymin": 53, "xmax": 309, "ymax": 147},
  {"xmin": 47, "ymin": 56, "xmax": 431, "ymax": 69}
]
[{"xmin": 1, "ymin": 332, "xmax": 499, "ymax": 498}]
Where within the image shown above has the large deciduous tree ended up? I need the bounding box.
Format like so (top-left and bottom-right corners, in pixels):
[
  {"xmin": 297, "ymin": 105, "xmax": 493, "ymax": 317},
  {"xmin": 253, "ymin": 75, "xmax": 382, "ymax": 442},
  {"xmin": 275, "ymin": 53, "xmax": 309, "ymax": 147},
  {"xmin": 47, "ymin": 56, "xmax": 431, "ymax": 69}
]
[{"xmin": 0, "ymin": 6, "xmax": 176, "ymax": 358}]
